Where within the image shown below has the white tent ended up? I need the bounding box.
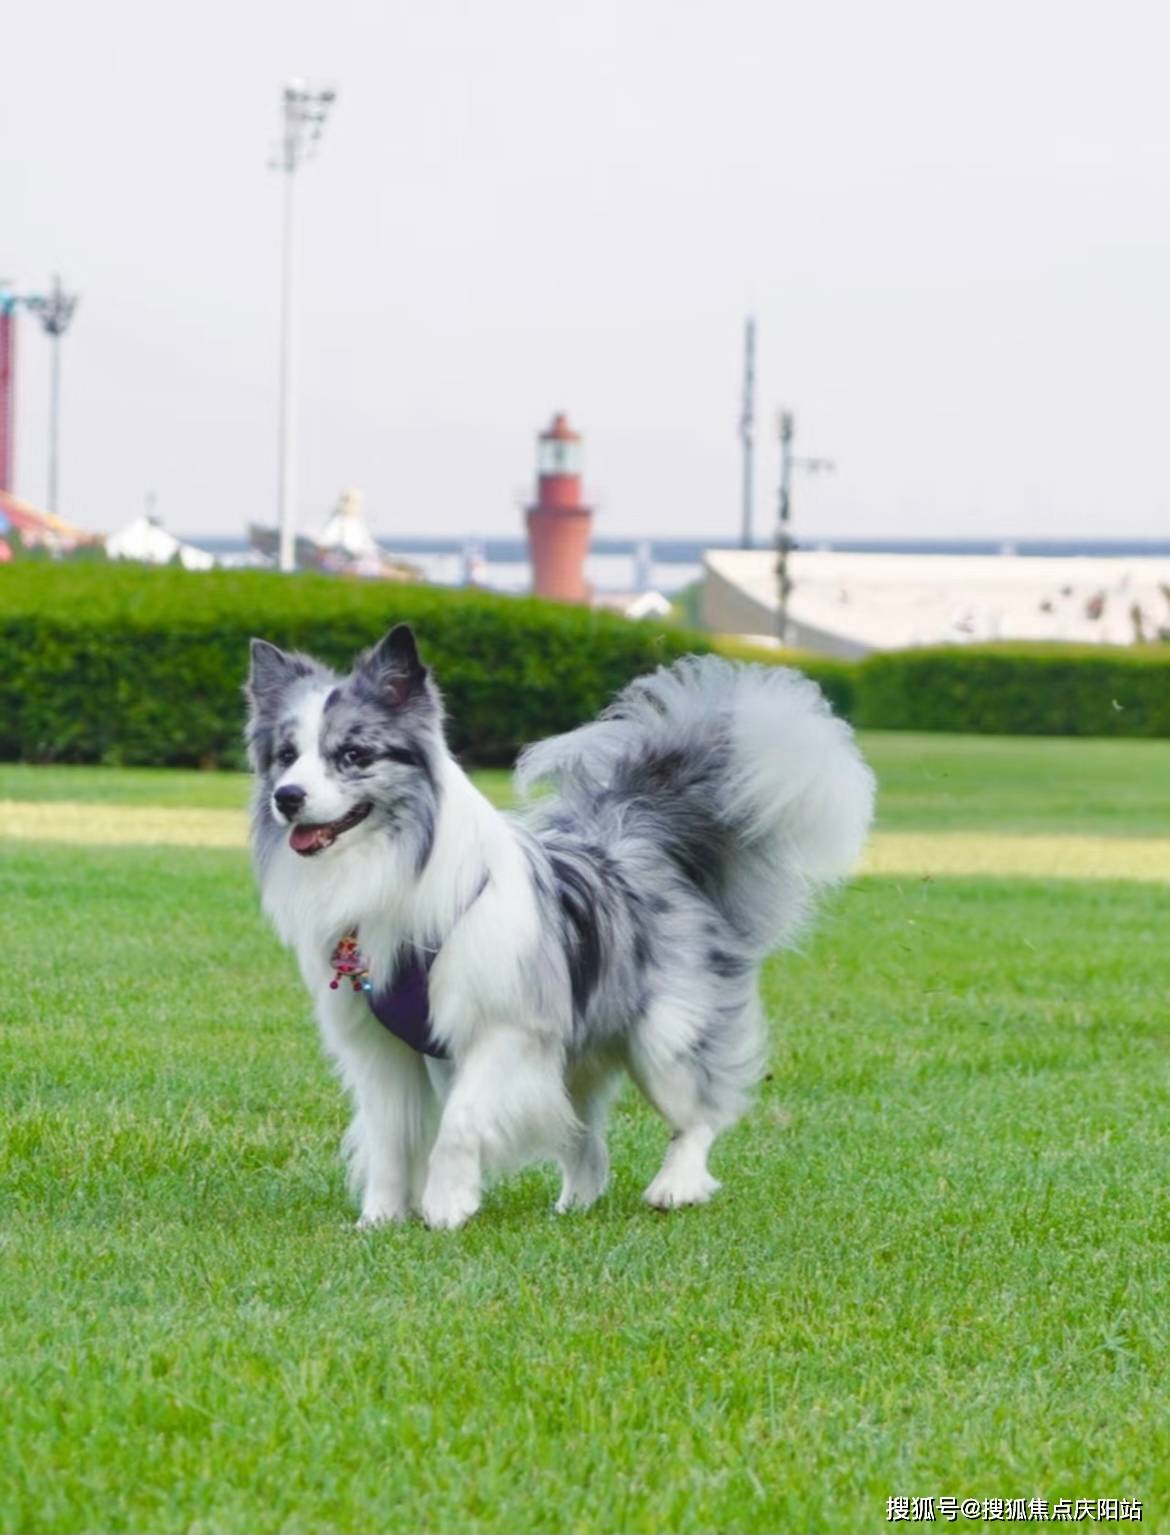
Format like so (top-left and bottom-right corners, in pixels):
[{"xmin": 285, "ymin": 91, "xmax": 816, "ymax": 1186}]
[{"xmin": 106, "ymin": 515, "xmax": 215, "ymax": 571}]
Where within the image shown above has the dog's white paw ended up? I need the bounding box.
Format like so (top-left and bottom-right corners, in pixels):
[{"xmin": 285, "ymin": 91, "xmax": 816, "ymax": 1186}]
[
  {"xmin": 555, "ymin": 1185, "xmax": 601, "ymax": 1214},
  {"xmin": 355, "ymin": 1196, "xmax": 410, "ymax": 1230},
  {"xmin": 355, "ymin": 1210, "xmax": 407, "ymax": 1231},
  {"xmin": 643, "ymin": 1167, "xmax": 721, "ymax": 1210},
  {"xmin": 556, "ymin": 1139, "xmax": 609, "ymax": 1213},
  {"xmin": 421, "ymin": 1182, "xmax": 481, "ymax": 1231}
]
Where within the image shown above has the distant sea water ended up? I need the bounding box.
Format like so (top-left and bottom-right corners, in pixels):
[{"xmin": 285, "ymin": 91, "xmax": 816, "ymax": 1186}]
[{"xmin": 190, "ymin": 534, "xmax": 1170, "ymax": 597}]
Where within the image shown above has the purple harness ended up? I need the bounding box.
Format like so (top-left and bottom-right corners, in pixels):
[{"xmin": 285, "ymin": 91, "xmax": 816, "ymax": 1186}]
[
  {"xmin": 329, "ymin": 933, "xmax": 447, "ymax": 1058},
  {"xmin": 370, "ymin": 950, "xmax": 446, "ymax": 1058},
  {"xmin": 327, "ymin": 881, "xmax": 488, "ymax": 1060}
]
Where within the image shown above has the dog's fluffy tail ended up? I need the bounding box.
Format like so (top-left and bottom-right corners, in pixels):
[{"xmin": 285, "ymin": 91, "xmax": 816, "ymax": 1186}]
[{"xmin": 516, "ymin": 655, "xmax": 875, "ymax": 954}]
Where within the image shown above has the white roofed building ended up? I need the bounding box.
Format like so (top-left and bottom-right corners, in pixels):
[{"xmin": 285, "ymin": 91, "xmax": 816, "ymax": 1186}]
[{"xmin": 703, "ymin": 548, "xmax": 1170, "ymax": 656}]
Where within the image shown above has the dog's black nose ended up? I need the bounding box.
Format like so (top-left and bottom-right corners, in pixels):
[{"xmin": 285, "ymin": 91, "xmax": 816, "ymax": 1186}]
[{"xmin": 274, "ymin": 784, "xmax": 306, "ymax": 820}]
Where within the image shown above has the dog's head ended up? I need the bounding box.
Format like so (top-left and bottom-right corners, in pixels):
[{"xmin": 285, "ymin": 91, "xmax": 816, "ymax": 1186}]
[{"xmin": 245, "ymin": 624, "xmax": 441, "ymax": 861}]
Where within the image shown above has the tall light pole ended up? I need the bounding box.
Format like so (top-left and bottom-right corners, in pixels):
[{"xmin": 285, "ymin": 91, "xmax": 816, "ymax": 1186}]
[
  {"xmin": 28, "ymin": 276, "xmax": 79, "ymax": 515},
  {"xmin": 775, "ymin": 410, "xmax": 834, "ymax": 645},
  {"xmin": 272, "ymin": 79, "xmax": 336, "ymax": 573},
  {"xmin": 739, "ymin": 316, "xmax": 756, "ymax": 548}
]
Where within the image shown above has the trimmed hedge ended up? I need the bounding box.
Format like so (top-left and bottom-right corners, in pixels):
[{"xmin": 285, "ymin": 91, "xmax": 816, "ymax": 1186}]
[
  {"xmin": 3, "ymin": 566, "xmax": 1168, "ymax": 767},
  {"xmin": 854, "ymin": 642, "xmax": 1170, "ymax": 738},
  {"xmin": 0, "ymin": 565, "xmax": 854, "ymax": 767}
]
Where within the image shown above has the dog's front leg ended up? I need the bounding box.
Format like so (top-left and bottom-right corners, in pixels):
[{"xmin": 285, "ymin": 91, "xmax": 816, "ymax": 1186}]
[
  {"xmin": 329, "ymin": 1014, "xmax": 436, "ymax": 1227},
  {"xmin": 420, "ymin": 1025, "xmax": 572, "ymax": 1231}
]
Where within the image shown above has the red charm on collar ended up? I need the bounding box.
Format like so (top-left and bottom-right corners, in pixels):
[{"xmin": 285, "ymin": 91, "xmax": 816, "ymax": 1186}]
[{"xmin": 329, "ymin": 932, "xmax": 372, "ymax": 993}]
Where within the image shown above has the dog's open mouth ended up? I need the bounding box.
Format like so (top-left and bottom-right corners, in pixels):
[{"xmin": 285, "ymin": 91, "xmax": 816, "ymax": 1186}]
[{"xmin": 289, "ymin": 802, "xmax": 372, "ymax": 857}]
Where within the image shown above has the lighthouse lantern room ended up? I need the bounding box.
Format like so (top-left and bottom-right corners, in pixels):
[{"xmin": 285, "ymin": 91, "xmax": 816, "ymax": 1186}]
[{"xmin": 536, "ymin": 416, "xmax": 582, "ymax": 477}]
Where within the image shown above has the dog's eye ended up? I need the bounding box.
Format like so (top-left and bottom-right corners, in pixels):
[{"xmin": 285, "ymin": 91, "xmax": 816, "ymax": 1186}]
[
  {"xmin": 341, "ymin": 745, "xmax": 373, "ymax": 769},
  {"xmin": 276, "ymin": 745, "xmax": 297, "ymax": 769}
]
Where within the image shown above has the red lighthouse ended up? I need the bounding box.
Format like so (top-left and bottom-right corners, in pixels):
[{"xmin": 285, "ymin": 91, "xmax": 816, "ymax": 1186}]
[{"xmin": 526, "ymin": 412, "xmax": 593, "ymax": 603}]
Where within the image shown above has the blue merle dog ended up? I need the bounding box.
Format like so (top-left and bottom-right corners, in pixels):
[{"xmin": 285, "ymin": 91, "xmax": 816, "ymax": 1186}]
[{"xmin": 247, "ymin": 627, "xmax": 874, "ymax": 1229}]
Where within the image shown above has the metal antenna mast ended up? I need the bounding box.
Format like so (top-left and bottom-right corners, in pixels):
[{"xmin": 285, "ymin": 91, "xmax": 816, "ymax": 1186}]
[
  {"xmin": 775, "ymin": 410, "xmax": 834, "ymax": 645},
  {"xmin": 27, "ymin": 275, "xmax": 80, "ymax": 514},
  {"xmin": 739, "ymin": 316, "xmax": 756, "ymax": 548},
  {"xmin": 272, "ymin": 78, "xmax": 337, "ymax": 574}
]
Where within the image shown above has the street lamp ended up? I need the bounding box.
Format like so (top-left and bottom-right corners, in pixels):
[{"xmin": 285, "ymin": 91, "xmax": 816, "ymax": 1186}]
[
  {"xmin": 775, "ymin": 410, "xmax": 834, "ymax": 645},
  {"xmin": 739, "ymin": 316, "xmax": 756, "ymax": 548},
  {"xmin": 27, "ymin": 275, "xmax": 79, "ymax": 515},
  {"xmin": 272, "ymin": 78, "xmax": 337, "ymax": 573}
]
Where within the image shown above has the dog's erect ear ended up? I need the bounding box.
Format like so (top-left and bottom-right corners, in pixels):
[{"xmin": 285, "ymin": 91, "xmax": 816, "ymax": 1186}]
[
  {"xmin": 356, "ymin": 624, "xmax": 429, "ymax": 709},
  {"xmin": 248, "ymin": 638, "xmax": 313, "ymax": 712}
]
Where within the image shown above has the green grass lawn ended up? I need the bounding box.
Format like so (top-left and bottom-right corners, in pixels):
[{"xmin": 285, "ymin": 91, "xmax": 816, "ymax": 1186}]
[
  {"xmin": 867, "ymin": 732, "xmax": 1170, "ymax": 836},
  {"xmin": 1, "ymin": 738, "xmax": 1168, "ymax": 1533},
  {"xmin": 5, "ymin": 730, "xmax": 1170, "ymax": 834},
  {"xmin": 0, "ymin": 761, "xmax": 517, "ymax": 813}
]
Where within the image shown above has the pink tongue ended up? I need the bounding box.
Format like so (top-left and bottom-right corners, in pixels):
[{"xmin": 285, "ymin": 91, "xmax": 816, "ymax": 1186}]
[{"xmin": 290, "ymin": 823, "xmax": 334, "ymax": 855}]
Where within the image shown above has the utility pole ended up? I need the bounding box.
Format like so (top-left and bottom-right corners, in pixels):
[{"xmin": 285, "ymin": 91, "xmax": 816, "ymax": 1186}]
[
  {"xmin": 739, "ymin": 316, "xmax": 756, "ymax": 548},
  {"xmin": 272, "ymin": 79, "xmax": 337, "ymax": 573},
  {"xmin": 28, "ymin": 276, "xmax": 79, "ymax": 514},
  {"xmin": 775, "ymin": 410, "xmax": 834, "ymax": 645},
  {"xmin": 776, "ymin": 411, "xmax": 794, "ymax": 641}
]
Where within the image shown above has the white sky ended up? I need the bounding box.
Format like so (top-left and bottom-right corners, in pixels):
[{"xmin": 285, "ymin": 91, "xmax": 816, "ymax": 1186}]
[{"xmin": 4, "ymin": 0, "xmax": 1169, "ymax": 543}]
